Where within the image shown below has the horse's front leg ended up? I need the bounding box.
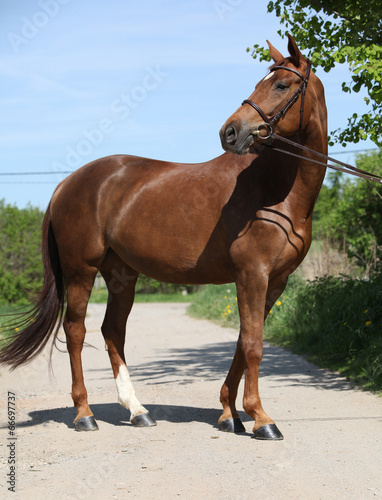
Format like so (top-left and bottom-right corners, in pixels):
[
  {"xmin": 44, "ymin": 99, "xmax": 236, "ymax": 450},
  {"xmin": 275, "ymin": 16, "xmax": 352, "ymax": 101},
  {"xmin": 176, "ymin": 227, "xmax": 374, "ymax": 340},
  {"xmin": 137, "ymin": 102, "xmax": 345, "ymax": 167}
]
[
  {"xmin": 235, "ymin": 273, "xmax": 283, "ymax": 440},
  {"xmin": 219, "ymin": 340, "xmax": 246, "ymax": 433}
]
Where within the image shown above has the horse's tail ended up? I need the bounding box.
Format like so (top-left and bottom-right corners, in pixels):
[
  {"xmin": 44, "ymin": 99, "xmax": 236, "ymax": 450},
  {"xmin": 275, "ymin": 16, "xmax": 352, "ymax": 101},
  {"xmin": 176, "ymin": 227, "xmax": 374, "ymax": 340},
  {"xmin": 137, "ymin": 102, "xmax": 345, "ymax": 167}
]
[{"xmin": 0, "ymin": 204, "xmax": 66, "ymax": 370}]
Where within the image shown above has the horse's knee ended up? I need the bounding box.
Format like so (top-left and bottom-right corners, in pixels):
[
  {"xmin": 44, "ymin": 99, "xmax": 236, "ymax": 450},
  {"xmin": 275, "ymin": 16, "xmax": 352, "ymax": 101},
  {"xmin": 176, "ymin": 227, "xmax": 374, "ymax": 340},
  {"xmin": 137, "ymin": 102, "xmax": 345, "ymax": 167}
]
[{"xmin": 241, "ymin": 338, "xmax": 263, "ymax": 364}]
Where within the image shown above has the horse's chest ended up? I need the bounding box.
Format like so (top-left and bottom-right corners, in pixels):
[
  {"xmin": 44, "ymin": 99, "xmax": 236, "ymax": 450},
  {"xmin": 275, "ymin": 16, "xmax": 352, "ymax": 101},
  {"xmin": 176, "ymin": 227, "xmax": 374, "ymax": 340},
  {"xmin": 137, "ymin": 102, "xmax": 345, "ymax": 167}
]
[{"xmin": 229, "ymin": 214, "xmax": 309, "ymax": 273}]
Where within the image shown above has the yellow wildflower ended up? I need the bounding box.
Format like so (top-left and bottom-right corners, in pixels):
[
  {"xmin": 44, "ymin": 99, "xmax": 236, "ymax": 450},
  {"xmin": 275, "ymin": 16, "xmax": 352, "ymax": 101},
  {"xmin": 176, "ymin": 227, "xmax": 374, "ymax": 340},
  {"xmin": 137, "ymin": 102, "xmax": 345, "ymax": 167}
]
[
  {"xmin": 276, "ymin": 301, "xmax": 281, "ymax": 306},
  {"xmin": 365, "ymin": 320, "xmax": 371, "ymax": 326}
]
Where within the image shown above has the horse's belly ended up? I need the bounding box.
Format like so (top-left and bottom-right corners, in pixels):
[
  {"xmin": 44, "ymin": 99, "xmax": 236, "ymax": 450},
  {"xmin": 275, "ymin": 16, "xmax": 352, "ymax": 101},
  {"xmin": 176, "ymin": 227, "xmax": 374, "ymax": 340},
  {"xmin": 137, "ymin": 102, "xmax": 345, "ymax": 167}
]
[{"xmin": 108, "ymin": 217, "xmax": 234, "ymax": 285}]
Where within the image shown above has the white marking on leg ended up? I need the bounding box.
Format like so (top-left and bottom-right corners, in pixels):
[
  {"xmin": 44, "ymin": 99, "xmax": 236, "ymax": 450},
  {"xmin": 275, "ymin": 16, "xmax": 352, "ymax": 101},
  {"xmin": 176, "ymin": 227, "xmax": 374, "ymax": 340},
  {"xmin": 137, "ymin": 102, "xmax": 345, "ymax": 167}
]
[{"xmin": 115, "ymin": 364, "xmax": 148, "ymax": 419}]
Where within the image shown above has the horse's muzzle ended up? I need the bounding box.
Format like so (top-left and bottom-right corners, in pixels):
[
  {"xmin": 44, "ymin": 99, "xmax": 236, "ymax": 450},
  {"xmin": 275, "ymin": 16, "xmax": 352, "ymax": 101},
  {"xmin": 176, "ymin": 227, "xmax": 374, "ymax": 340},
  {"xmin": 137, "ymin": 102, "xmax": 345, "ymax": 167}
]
[{"xmin": 219, "ymin": 123, "xmax": 257, "ymax": 155}]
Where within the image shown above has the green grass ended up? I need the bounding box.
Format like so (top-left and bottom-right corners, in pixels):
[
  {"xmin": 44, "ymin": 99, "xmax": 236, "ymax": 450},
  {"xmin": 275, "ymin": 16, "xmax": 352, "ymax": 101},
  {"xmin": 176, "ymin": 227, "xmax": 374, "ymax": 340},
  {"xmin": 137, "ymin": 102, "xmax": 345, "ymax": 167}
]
[
  {"xmin": 0, "ymin": 302, "xmax": 31, "ymax": 343},
  {"xmin": 0, "ymin": 303, "xmax": 23, "ymax": 316},
  {"xmin": 188, "ymin": 283, "xmax": 240, "ymax": 328},
  {"xmin": 188, "ymin": 276, "xmax": 382, "ymax": 393},
  {"xmin": 0, "ymin": 302, "xmax": 30, "ymax": 322}
]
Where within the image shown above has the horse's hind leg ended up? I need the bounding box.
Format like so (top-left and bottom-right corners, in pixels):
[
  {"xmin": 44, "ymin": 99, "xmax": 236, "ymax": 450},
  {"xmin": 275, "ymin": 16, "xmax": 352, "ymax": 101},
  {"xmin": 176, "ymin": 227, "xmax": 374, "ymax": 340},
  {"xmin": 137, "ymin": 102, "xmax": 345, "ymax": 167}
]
[
  {"xmin": 64, "ymin": 268, "xmax": 99, "ymax": 431},
  {"xmin": 100, "ymin": 252, "xmax": 156, "ymax": 427}
]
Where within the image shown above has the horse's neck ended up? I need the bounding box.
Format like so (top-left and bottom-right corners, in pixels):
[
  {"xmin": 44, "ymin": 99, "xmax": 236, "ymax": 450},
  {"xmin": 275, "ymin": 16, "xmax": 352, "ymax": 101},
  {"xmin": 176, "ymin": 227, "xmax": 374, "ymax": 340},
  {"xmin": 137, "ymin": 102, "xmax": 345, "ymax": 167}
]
[{"xmin": 295, "ymin": 119, "xmax": 327, "ymax": 214}]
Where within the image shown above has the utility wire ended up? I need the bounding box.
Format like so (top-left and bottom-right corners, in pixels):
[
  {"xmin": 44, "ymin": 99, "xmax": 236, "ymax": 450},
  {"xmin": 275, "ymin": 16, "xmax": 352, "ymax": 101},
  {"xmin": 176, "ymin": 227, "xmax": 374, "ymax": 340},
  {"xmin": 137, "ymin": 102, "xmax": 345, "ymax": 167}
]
[
  {"xmin": 329, "ymin": 148, "xmax": 379, "ymax": 156},
  {"xmin": 0, "ymin": 171, "xmax": 73, "ymax": 176},
  {"xmin": 0, "ymin": 181, "xmax": 59, "ymax": 184}
]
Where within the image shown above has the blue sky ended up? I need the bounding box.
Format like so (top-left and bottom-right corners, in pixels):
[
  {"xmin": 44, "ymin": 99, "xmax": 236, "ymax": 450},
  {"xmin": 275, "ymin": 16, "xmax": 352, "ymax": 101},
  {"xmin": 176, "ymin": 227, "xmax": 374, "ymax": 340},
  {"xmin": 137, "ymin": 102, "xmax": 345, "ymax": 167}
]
[{"xmin": 0, "ymin": 0, "xmax": 376, "ymax": 209}]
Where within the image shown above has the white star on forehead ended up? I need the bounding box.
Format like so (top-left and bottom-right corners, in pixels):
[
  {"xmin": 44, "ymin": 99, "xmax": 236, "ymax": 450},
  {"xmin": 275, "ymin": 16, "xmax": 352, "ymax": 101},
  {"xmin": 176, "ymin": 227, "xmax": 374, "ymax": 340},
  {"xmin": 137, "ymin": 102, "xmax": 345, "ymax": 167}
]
[{"xmin": 263, "ymin": 72, "xmax": 273, "ymax": 81}]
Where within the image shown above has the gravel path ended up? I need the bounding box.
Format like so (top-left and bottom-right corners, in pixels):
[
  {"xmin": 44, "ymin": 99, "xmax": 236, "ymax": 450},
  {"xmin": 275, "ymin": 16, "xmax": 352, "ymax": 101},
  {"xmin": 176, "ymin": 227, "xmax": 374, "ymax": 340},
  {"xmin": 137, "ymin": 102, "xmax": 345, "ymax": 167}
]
[{"xmin": 1, "ymin": 302, "xmax": 381, "ymax": 499}]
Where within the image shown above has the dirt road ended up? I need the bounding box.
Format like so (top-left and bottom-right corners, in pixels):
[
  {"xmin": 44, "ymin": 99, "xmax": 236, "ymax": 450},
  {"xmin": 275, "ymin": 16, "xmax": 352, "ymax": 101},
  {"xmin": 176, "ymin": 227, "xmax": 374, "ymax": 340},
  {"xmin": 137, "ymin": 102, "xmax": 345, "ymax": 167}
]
[{"xmin": 1, "ymin": 302, "xmax": 381, "ymax": 499}]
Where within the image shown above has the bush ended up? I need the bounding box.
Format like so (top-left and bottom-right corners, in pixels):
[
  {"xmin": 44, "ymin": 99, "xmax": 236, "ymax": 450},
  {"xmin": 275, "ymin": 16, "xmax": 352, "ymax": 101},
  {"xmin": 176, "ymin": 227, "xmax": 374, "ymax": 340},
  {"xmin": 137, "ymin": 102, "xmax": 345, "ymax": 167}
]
[
  {"xmin": 265, "ymin": 274, "xmax": 382, "ymax": 392},
  {"xmin": 313, "ymin": 151, "xmax": 382, "ymax": 276}
]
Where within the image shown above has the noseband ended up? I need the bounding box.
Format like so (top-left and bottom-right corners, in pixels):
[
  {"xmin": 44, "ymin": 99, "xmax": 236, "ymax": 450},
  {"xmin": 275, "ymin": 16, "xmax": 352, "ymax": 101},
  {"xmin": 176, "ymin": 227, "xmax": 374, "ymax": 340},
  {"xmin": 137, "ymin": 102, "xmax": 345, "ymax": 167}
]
[{"xmin": 242, "ymin": 60, "xmax": 312, "ymax": 140}]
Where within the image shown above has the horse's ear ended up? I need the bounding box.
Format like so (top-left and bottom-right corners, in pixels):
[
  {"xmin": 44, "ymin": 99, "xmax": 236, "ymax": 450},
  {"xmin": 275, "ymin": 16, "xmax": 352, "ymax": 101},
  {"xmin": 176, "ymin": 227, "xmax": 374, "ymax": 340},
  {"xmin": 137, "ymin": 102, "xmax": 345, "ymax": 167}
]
[
  {"xmin": 287, "ymin": 33, "xmax": 303, "ymax": 67},
  {"xmin": 266, "ymin": 40, "xmax": 284, "ymax": 63}
]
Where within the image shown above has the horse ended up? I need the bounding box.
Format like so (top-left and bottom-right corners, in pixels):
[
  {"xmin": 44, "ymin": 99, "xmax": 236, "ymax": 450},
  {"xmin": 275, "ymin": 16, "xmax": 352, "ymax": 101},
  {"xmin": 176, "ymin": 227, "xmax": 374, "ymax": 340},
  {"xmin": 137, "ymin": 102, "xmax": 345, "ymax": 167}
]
[{"xmin": 0, "ymin": 35, "xmax": 327, "ymax": 440}]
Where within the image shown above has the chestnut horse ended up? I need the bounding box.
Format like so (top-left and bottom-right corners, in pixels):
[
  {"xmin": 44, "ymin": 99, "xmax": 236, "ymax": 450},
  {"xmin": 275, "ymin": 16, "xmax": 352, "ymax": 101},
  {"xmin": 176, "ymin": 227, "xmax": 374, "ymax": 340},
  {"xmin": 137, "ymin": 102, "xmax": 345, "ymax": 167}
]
[{"xmin": 0, "ymin": 35, "xmax": 327, "ymax": 440}]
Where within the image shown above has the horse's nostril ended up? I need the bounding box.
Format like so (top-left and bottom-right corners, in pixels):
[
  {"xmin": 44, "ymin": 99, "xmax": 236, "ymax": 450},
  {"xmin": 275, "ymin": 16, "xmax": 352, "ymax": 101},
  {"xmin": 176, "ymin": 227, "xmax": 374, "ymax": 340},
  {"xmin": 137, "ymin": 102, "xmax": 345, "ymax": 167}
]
[
  {"xmin": 225, "ymin": 125, "xmax": 237, "ymax": 145},
  {"xmin": 225, "ymin": 125, "xmax": 237, "ymax": 144}
]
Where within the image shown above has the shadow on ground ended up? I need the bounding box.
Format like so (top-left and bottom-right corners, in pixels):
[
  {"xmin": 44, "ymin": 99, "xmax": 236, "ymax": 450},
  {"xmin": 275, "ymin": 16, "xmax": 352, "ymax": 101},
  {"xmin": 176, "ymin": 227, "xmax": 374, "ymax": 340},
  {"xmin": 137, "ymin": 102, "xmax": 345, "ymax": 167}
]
[
  {"xmin": 12, "ymin": 400, "xmax": 382, "ymax": 432},
  {"xmin": 124, "ymin": 341, "xmax": 355, "ymax": 392},
  {"xmin": 13, "ymin": 402, "xmax": 252, "ymax": 432}
]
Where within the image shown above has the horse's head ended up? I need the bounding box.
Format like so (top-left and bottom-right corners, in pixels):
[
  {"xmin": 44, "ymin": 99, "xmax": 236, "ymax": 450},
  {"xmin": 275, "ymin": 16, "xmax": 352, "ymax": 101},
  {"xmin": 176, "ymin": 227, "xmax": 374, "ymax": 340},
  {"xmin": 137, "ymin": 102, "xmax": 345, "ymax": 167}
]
[{"xmin": 220, "ymin": 34, "xmax": 324, "ymax": 155}]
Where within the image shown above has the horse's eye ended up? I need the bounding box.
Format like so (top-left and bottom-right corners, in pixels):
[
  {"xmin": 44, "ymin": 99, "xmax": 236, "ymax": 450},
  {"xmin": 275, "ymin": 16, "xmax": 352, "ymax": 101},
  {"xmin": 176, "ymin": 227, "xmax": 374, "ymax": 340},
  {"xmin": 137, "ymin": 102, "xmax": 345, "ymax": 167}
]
[{"xmin": 275, "ymin": 82, "xmax": 288, "ymax": 92}]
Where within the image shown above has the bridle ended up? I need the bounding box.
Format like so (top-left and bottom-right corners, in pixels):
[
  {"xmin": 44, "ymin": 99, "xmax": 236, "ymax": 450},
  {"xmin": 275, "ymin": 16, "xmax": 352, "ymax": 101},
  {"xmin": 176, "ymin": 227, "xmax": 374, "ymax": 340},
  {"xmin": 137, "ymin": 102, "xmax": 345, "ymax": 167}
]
[
  {"xmin": 240, "ymin": 61, "xmax": 382, "ymax": 184},
  {"xmin": 242, "ymin": 60, "xmax": 311, "ymax": 140}
]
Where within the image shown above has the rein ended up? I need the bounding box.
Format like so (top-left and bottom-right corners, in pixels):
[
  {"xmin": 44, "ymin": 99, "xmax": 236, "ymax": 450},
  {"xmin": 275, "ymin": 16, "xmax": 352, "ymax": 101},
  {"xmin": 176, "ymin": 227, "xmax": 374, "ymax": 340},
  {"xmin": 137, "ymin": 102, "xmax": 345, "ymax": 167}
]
[
  {"xmin": 241, "ymin": 62, "xmax": 382, "ymax": 184},
  {"xmin": 267, "ymin": 134, "xmax": 382, "ymax": 184}
]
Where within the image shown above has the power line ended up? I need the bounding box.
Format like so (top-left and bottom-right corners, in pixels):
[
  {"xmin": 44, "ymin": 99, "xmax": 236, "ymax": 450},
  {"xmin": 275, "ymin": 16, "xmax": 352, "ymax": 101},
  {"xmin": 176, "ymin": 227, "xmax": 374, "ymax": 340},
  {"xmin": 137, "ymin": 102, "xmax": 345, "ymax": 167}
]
[
  {"xmin": 329, "ymin": 148, "xmax": 379, "ymax": 156},
  {"xmin": 0, "ymin": 171, "xmax": 73, "ymax": 176},
  {"xmin": 0, "ymin": 181, "xmax": 57, "ymax": 186}
]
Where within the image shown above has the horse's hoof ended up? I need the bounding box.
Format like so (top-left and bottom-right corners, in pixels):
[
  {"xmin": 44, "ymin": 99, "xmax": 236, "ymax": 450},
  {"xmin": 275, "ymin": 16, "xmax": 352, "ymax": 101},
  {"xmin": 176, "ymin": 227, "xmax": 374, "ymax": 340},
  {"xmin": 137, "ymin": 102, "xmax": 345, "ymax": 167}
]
[
  {"xmin": 74, "ymin": 415, "xmax": 99, "ymax": 432},
  {"xmin": 219, "ymin": 417, "xmax": 246, "ymax": 433},
  {"xmin": 253, "ymin": 423, "xmax": 283, "ymax": 440},
  {"xmin": 131, "ymin": 412, "xmax": 157, "ymax": 427}
]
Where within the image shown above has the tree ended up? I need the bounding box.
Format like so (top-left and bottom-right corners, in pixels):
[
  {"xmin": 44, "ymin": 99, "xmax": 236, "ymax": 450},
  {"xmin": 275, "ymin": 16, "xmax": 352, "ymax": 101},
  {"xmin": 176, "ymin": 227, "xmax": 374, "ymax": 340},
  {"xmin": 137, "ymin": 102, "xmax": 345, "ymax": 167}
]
[
  {"xmin": 312, "ymin": 171, "xmax": 342, "ymax": 238},
  {"xmin": 313, "ymin": 151, "xmax": 382, "ymax": 275},
  {"xmin": 248, "ymin": 1, "xmax": 382, "ymax": 146},
  {"xmin": 0, "ymin": 200, "xmax": 44, "ymax": 303}
]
